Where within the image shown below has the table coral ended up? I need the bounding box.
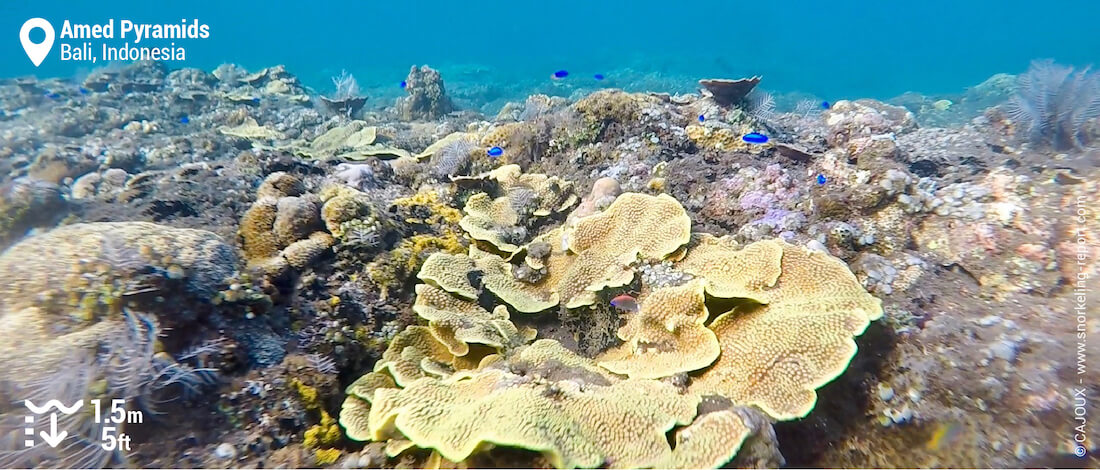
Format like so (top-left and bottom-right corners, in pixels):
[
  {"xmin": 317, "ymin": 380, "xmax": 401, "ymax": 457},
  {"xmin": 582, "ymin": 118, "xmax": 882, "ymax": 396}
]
[
  {"xmin": 567, "ymin": 192, "xmax": 691, "ymax": 259},
  {"xmin": 698, "ymin": 77, "xmax": 762, "ymax": 106},
  {"xmin": 412, "ymin": 284, "xmax": 531, "ymax": 356},
  {"xmin": 458, "ymin": 165, "xmax": 577, "ymax": 253}
]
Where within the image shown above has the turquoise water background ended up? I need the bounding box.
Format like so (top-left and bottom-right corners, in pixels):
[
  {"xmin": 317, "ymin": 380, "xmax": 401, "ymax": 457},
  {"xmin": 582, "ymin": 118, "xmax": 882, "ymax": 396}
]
[{"xmin": 3, "ymin": 0, "xmax": 1098, "ymax": 105}]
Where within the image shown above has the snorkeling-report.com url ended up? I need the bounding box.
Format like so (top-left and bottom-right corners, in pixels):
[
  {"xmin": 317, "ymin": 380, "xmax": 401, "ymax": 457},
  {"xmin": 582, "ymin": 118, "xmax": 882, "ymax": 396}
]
[{"xmin": 1071, "ymin": 194, "xmax": 1090, "ymax": 458}]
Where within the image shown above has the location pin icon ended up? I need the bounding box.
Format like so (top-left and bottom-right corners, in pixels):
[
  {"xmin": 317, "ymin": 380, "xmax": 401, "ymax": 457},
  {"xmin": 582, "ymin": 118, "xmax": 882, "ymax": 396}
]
[{"xmin": 20, "ymin": 18, "xmax": 55, "ymax": 67}]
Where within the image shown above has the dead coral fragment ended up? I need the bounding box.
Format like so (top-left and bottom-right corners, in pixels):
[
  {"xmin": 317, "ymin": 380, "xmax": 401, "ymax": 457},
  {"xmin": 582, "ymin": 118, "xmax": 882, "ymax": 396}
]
[
  {"xmin": 366, "ymin": 339, "xmax": 701, "ymax": 469},
  {"xmin": 597, "ymin": 280, "xmax": 720, "ymax": 379},
  {"xmin": 685, "ymin": 239, "xmax": 884, "ymax": 420}
]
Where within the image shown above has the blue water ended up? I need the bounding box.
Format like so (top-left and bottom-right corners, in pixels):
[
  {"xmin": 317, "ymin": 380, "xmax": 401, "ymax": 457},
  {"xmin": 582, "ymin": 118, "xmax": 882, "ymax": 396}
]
[{"xmin": 3, "ymin": 0, "xmax": 1098, "ymax": 104}]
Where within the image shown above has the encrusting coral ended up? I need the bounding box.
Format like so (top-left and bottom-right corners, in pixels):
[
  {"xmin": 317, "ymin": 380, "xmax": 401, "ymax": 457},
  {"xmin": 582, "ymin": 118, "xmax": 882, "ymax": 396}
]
[{"xmin": 338, "ymin": 169, "xmax": 882, "ymax": 469}]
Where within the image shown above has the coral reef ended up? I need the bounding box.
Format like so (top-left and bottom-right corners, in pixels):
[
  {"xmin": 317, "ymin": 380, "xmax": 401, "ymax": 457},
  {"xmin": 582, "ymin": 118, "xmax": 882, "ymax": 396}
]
[{"xmin": 0, "ymin": 59, "xmax": 1091, "ymax": 468}]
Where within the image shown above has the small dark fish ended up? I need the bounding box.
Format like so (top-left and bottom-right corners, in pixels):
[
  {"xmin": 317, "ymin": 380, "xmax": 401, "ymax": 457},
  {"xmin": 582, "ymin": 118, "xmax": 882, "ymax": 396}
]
[
  {"xmin": 821, "ymin": 101, "xmax": 831, "ymax": 109},
  {"xmin": 593, "ymin": 74, "xmax": 605, "ymax": 81},
  {"xmin": 742, "ymin": 132, "xmax": 769, "ymax": 144},
  {"xmin": 252, "ymin": 97, "xmax": 261, "ymax": 104},
  {"xmin": 78, "ymin": 87, "xmax": 89, "ymax": 95},
  {"xmin": 487, "ymin": 146, "xmax": 504, "ymax": 157},
  {"xmin": 179, "ymin": 116, "xmax": 190, "ymax": 124},
  {"xmin": 610, "ymin": 294, "xmax": 639, "ymax": 312},
  {"xmin": 552, "ymin": 70, "xmax": 569, "ymax": 79},
  {"xmin": 698, "ymin": 114, "xmax": 705, "ymax": 122},
  {"xmin": 816, "ymin": 174, "xmax": 827, "ymax": 185},
  {"xmin": 44, "ymin": 91, "xmax": 60, "ymax": 99},
  {"xmin": 400, "ymin": 80, "xmax": 407, "ymax": 89}
]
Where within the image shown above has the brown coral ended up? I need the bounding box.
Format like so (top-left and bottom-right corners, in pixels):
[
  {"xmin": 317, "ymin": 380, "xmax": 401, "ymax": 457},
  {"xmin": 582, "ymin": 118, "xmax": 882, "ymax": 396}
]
[{"xmin": 240, "ymin": 173, "xmax": 332, "ymax": 275}]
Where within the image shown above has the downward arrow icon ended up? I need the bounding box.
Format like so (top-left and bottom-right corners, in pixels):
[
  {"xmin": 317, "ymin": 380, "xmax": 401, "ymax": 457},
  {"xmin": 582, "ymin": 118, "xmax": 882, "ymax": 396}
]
[{"xmin": 39, "ymin": 413, "xmax": 67, "ymax": 448}]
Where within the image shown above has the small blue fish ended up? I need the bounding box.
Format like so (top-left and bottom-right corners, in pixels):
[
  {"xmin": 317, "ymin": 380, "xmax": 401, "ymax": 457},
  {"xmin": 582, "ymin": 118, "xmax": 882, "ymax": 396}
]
[
  {"xmin": 78, "ymin": 87, "xmax": 89, "ymax": 95},
  {"xmin": 821, "ymin": 101, "xmax": 831, "ymax": 109},
  {"xmin": 593, "ymin": 74, "xmax": 605, "ymax": 81},
  {"xmin": 698, "ymin": 114, "xmax": 705, "ymax": 122},
  {"xmin": 610, "ymin": 294, "xmax": 639, "ymax": 312},
  {"xmin": 552, "ymin": 70, "xmax": 569, "ymax": 79},
  {"xmin": 816, "ymin": 174, "xmax": 827, "ymax": 185},
  {"xmin": 487, "ymin": 146, "xmax": 504, "ymax": 157},
  {"xmin": 179, "ymin": 116, "xmax": 190, "ymax": 124},
  {"xmin": 252, "ymin": 97, "xmax": 261, "ymax": 104},
  {"xmin": 742, "ymin": 132, "xmax": 769, "ymax": 144},
  {"xmin": 44, "ymin": 91, "xmax": 60, "ymax": 99},
  {"xmin": 399, "ymin": 80, "xmax": 407, "ymax": 89}
]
